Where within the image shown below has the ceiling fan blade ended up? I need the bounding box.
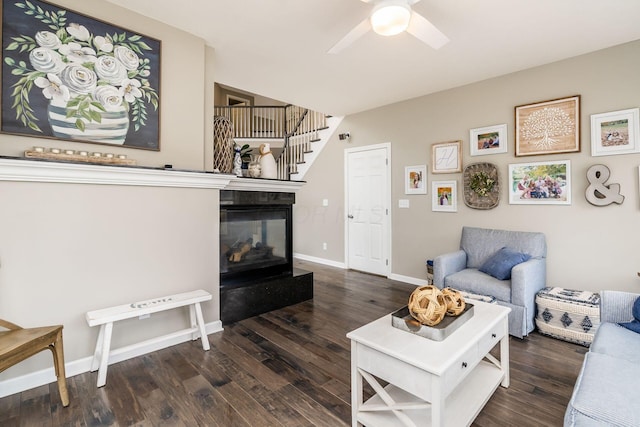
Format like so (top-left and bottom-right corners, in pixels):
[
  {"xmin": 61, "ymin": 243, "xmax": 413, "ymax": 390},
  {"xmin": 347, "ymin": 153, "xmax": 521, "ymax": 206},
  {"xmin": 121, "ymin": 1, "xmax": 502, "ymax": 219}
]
[
  {"xmin": 406, "ymin": 11, "xmax": 449, "ymax": 49},
  {"xmin": 328, "ymin": 18, "xmax": 371, "ymax": 54}
]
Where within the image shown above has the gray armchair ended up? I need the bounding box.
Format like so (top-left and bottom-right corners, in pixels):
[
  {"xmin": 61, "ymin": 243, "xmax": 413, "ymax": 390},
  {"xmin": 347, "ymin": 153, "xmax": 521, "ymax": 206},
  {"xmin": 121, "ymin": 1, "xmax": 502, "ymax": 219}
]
[{"xmin": 433, "ymin": 226, "xmax": 547, "ymax": 338}]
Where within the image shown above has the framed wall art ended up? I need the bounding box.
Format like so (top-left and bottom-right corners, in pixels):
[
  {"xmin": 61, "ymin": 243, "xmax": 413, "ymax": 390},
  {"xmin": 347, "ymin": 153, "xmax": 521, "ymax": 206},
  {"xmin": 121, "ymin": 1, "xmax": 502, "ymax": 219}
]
[
  {"xmin": 1, "ymin": 0, "xmax": 161, "ymax": 150},
  {"xmin": 405, "ymin": 165, "xmax": 427, "ymax": 195},
  {"xmin": 432, "ymin": 140, "xmax": 461, "ymax": 173},
  {"xmin": 470, "ymin": 124, "xmax": 507, "ymax": 156},
  {"xmin": 590, "ymin": 108, "xmax": 640, "ymax": 157},
  {"xmin": 508, "ymin": 160, "xmax": 571, "ymax": 205},
  {"xmin": 515, "ymin": 96, "xmax": 580, "ymax": 156},
  {"xmin": 432, "ymin": 180, "xmax": 457, "ymax": 212}
]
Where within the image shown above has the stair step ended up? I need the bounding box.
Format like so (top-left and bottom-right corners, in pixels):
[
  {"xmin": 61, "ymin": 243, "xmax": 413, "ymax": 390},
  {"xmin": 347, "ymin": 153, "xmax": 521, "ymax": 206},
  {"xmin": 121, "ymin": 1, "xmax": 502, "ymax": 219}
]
[{"xmin": 309, "ymin": 138, "xmax": 320, "ymax": 143}]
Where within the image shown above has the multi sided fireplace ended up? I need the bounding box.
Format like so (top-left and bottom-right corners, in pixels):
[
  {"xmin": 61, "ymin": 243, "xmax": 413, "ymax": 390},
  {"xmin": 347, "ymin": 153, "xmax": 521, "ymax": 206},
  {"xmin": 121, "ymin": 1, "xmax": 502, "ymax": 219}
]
[
  {"xmin": 219, "ymin": 190, "xmax": 313, "ymax": 324},
  {"xmin": 220, "ymin": 190, "xmax": 293, "ymax": 284}
]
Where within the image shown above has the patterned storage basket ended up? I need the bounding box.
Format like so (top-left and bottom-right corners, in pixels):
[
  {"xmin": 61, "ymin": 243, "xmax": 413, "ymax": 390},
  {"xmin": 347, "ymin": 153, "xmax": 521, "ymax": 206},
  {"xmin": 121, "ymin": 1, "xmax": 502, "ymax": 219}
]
[{"xmin": 535, "ymin": 287, "xmax": 600, "ymax": 347}]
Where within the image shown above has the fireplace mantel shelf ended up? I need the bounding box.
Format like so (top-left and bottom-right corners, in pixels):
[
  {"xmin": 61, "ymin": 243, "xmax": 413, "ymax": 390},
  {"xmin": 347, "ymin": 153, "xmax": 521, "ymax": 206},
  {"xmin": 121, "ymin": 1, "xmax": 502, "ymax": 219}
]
[{"xmin": 0, "ymin": 157, "xmax": 305, "ymax": 192}]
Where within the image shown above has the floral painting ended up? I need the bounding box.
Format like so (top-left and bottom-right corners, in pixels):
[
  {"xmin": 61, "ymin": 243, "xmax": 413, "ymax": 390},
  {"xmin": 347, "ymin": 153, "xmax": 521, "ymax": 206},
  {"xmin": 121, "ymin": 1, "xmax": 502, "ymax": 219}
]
[{"xmin": 1, "ymin": 0, "xmax": 161, "ymax": 150}]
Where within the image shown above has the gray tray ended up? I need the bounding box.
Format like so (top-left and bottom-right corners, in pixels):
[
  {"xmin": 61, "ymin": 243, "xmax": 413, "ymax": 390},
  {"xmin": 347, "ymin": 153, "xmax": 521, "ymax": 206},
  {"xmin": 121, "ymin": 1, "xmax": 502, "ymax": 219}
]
[{"xmin": 391, "ymin": 303, "xmax": 474, "ymax": 341}]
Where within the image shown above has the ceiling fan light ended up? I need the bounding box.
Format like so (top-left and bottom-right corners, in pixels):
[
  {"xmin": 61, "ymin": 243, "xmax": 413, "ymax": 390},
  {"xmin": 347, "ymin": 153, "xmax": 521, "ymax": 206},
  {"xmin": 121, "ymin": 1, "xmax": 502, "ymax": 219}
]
[{"xmin": 370, "ymin": 4, "xmax": 411, "ymax": 36}]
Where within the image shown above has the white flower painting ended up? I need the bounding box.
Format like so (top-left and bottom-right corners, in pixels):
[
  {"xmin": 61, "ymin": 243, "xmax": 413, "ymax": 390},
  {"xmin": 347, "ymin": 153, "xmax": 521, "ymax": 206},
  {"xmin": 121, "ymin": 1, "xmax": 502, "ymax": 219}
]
[{"xmin": 2, "ymin": 0, "xmax": 161, "ymax": 150}]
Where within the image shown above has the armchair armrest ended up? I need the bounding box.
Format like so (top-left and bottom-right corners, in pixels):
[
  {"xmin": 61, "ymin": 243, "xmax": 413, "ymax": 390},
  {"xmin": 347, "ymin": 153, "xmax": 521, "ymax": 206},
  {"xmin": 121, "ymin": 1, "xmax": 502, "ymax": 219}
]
[
  {"xmin": 510, "ymin": 258, "xmax": 546, "ymax": 308},
  {"xmin": 600, "ymin": 290, "xmax": 639, "ymax": 323},
  {"xmin": 433, "ymin": 250, "xmax": 466, "ymax": 287}
]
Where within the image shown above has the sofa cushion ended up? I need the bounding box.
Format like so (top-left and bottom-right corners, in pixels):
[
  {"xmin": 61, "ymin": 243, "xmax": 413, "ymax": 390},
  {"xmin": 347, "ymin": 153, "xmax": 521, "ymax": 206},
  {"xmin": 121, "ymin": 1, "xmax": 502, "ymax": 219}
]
[
  {"xmin": 479, "ymin": 247, "xmax": 530, "ymax": 280},
  {"xmin": 444, "ymin": 268, "xmax": 511, "ymax": 303},
  {"xmin": 619, "ymin": 296, "xmax": 640, "ymax": 333},
  {"xmin": 619, "ymin": 320, "xmax": 640, "ymax": 334},
  {"xmin": 566, "ymin": 352, "xmax": 640, "ymax": 427},
  {"xmin": 589, "ymin": 322, "xmax": 640, "ymax": 363}
]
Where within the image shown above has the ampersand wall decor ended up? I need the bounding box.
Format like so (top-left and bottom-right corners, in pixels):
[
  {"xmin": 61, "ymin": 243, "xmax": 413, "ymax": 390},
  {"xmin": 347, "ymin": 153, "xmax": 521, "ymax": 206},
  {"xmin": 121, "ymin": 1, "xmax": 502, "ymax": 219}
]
[{"xmin": 585, "ymin": 164, "xmax": 624, "ymax": 206}]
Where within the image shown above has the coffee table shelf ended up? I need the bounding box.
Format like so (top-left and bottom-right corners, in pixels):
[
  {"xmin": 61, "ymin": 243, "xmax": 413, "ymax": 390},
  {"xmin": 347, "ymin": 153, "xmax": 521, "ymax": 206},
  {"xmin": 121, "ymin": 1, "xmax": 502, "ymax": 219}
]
[{"xmin": 357, "ymin": 361, "xmax": 504, "ymax": 427}]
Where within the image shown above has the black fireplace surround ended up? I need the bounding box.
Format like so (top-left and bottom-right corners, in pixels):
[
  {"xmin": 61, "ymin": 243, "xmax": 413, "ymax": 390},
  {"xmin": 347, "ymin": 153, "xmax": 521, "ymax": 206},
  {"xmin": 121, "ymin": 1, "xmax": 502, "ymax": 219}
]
[{"xmin": 219, "ymin": 190, "xmax": 313, "ymax": 324}]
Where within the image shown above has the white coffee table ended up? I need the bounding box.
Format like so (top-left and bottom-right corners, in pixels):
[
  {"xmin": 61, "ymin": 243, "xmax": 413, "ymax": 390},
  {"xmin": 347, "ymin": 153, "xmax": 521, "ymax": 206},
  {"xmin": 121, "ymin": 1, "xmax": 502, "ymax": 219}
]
[{"xmin": 347, "ymin": 301, "xmax": 510, "ymax": 427}]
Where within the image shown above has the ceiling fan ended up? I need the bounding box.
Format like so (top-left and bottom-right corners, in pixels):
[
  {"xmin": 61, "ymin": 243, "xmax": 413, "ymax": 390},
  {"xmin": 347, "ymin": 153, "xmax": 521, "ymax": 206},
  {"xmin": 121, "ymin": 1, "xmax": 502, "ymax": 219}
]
[{"xmin": 328, "ymin": 0, "xmax": 449, "ymax": 54}]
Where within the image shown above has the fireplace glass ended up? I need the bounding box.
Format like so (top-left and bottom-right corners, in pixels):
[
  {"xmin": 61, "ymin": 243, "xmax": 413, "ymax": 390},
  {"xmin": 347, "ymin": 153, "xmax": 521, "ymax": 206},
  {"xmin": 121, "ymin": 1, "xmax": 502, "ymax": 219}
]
[{"xmin": 220, "ymin": 206, "xmax": 292, "ymax": 284}]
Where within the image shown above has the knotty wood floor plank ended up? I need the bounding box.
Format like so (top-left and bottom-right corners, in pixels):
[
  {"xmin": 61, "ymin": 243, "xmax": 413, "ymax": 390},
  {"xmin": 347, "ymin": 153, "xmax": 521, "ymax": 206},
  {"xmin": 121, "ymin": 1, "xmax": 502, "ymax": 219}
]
[
  {"xmin": 275, "ymin": 383, "xmax": 349, "ymax": 427},
  {"xmin": 0, "ymin": 260, "xmax": 585, "ymax": 426},
  {"xmin": 182, "ymin": 374, "xmax": 246, "ymax": 427},
  {"xmin": 196, "ymin": 340, "xmax": 313, "ymax": 427}
]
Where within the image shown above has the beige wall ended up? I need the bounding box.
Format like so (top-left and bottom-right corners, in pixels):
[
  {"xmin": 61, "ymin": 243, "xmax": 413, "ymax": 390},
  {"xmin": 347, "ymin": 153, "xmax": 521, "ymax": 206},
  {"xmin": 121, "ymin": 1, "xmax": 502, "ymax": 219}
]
[
  {"xmin": 295, "ymin": 40, "xmax": 640, "ymax": 293},
  {"xmin": 0, "ymin": 0, "xmax": 219, "ymax": 381}
]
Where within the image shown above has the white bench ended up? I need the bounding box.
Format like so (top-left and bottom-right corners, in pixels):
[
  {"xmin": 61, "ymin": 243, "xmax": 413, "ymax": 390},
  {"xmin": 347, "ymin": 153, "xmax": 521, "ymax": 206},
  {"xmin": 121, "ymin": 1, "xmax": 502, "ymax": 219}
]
[{"xmin": 86, "ymin": 289, "xmax": 212, "ymax": 387}]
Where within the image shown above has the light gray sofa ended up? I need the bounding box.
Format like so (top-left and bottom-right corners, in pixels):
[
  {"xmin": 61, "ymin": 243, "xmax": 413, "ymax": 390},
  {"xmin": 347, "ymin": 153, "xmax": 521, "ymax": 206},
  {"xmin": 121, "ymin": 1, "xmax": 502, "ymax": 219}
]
[
  {"xmin": 564, "ymin": 290, "xmax": 640, "ymax": 427},
  {"xmin": 433, "ymin": 226, "xmax": 547, "ymax": 338}
]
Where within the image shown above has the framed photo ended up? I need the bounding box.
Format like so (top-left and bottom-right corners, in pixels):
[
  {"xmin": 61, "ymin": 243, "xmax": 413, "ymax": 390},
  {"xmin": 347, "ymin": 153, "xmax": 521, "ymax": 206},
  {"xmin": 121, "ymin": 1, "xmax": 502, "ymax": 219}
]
[
  {"xmin": 470, "ymin": 124, "xmax": 508, "ymax": 156},
  {"xmin": 515, "ymin": 96, "xmax": 580, "ymax": 156},
  {"xmin": 432, "ymin": 180, "xmax": 457, "ymax": 212},
  {"xmin": 1, "ymin": 0, "xmax": 161, "ymax": 150},
  {"xmin": 405, "ymin": 165, "xmax": 427, "ymax": 195},
  {"xmin": 590, "ymin": 108, "xmax": 640, "ymax": 156},
  {"xmin": 508, "ymin": 160, "xmax": 571, "ymax": 205},
  {"xmin": 432, "ymin": 140, "xmax": 462, "ymax": 173}
]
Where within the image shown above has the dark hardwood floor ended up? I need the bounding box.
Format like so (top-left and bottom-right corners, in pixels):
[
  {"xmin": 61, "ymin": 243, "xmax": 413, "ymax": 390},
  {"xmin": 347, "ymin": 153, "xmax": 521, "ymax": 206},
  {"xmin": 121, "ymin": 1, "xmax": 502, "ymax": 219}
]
[{"xmin": 0, "ymin": 260, "xmax": 587, "ymax": 426}]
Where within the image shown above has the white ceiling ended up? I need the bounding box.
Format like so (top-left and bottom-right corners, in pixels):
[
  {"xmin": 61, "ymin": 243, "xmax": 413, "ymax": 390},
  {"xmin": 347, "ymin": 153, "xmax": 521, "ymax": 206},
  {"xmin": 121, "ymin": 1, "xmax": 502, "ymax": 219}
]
[{"xmin": 103, "ymin": 0, "xmax": 640, "ymax": 116}]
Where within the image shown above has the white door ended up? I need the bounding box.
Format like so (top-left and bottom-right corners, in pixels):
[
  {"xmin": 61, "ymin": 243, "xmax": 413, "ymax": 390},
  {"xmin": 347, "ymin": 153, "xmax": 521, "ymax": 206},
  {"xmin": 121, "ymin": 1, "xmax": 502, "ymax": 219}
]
[{"xmin": 345, "ymin": 143, "xmax": 391, "ymax": 276}]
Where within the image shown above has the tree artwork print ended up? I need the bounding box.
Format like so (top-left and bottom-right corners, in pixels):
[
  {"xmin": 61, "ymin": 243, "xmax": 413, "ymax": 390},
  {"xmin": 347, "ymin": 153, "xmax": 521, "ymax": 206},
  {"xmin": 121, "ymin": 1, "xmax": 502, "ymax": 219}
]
[
  {"xmin": 515, "ymin": 96, "xmax": 580, "ymax": 156},
  {"xmin": 1, "ymin": 0, "xmax": 161, "ymax": 150}
]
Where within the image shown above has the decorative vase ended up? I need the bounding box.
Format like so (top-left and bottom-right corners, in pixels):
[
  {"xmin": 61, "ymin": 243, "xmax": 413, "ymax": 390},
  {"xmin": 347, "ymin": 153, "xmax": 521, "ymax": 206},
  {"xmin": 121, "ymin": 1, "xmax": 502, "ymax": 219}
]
[
  {"xmin": 47, "ymin": 99, "xmax": 129, "ymax": 145},
  {"xmin": 259, "ymin": 143, "xmax": 277, "ymax": 179},
  {"xmin": 248, "ymin": 155, "xmax": 262, "ymax": 178},
  {"xmin": 213, "ymin": 116, "xmax": 234, "ymax": 173}
]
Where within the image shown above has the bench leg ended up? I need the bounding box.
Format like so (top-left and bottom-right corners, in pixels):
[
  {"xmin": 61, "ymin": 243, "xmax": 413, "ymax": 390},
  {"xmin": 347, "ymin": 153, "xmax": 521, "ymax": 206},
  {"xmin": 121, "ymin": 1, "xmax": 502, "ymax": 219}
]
[
  {"xmin": 194, "ymin": 302, "xmax": 210, "ymax": 351},
  {"xmin": 90, "ymin": 324, "xmax": 105, "ymax": 372},
  {"xmin": 96, "ymin": 322, "xmax": 113, "ymax": 387},
  {"xmin": 189, "ymin": 304, "xmax": 197, "ymax": 341}
]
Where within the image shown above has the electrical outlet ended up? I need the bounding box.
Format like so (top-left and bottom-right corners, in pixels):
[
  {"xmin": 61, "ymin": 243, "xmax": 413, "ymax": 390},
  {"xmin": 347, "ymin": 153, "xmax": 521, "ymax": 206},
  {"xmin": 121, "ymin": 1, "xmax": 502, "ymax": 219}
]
[
  {"xmin": 322, "ymin": 199, "xmax": 329, "ymax": 207},
  {"xmin": 323, "ymin": 242, "xmax": 327, "ymax": 250}
]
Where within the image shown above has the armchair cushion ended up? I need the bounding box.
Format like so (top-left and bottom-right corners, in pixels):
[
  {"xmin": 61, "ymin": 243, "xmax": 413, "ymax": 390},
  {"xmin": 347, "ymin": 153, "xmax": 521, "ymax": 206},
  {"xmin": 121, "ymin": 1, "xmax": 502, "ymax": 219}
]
[
  {"xmin": 479, "ymin": 247, "xmax": 531, "ymax": 280},
  {"xmin": 444, "ymin": 269, "xmax": 511, "ymax": 303}
]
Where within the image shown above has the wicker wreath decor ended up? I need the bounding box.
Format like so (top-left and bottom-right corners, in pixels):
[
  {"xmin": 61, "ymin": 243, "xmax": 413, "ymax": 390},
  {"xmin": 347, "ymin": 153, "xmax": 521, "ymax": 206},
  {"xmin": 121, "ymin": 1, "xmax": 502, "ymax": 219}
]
[
  {"xmin": 463, "ymin": 162, "xmax": 499, "ymax": 210},
  {"xmin": 442, "ymin": 287, "xmax": 466, "ymax": 316},
  {"xmin": 408, "ymin": 286, "xmax": 467, "ymax": 326}
]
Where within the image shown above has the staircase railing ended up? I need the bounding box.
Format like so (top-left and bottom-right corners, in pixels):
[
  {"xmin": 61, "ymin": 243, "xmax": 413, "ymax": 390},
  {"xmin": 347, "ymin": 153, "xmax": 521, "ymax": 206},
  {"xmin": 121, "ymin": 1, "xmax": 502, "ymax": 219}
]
[
  {"xmin": 214, "ymin": 105, "xmax": 288, "ymax": 139},
  {"xmin": 214, "ymin": 105, "xmax": 328, "ymax": 180}
]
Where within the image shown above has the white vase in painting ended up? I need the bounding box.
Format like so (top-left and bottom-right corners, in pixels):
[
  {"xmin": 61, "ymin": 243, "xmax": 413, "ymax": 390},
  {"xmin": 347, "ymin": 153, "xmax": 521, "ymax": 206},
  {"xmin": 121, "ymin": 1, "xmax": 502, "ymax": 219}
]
[{"xmin": 47, "ymin": 98, "xmax": 130, "ymax": 145}]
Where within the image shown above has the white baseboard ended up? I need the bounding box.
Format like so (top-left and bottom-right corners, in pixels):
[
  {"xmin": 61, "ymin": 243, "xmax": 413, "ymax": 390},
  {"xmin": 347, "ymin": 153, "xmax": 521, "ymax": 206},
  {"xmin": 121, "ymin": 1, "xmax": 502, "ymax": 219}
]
[
  {"xmin": 293, "ymin": 254, "xmax": 427, "ymax": 287},
  {"xmin": 294, "ymin": 253, "xmax": 346, "ymax": 269},
  {"xmin": 388, "ymin": 273, "xmax": 429, "ymax": 286},
  {"xmin": 0, "ymin": 320, "xmax": 223, "ymax": 399}
]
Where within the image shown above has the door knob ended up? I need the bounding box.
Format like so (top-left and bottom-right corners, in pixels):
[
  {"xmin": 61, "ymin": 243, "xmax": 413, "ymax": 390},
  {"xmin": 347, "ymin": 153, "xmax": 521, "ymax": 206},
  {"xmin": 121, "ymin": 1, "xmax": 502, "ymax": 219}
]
[{"xmin": 348, "ymin": 214, "xmax": 354, "ymax": 219}]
